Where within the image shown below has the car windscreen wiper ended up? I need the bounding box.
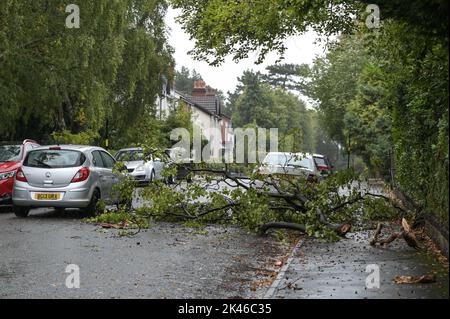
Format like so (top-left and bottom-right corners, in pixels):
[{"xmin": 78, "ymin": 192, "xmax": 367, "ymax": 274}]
[{"xmin": 31, "ymin": 159, "xmax": 52, "ymax": 168}]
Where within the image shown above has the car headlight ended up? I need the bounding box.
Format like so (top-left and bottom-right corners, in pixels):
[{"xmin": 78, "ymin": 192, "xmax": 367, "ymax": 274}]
[
  {"xmin": 0, "ymin": 170, "xmax": 15, "ymax": 180},
  {"xmin": 135, "ymin": 165, "xmax": 145, "ymax": 172}
]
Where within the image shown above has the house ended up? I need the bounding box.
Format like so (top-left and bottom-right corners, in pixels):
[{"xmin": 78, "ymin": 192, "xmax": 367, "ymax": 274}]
[{"xmin": 156, "ymin": 79, "xmax": 233, "ymax": 162}]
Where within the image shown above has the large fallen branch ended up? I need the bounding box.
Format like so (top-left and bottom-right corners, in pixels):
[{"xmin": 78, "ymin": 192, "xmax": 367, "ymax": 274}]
[
  {"xmin": 260, "ymin": 222, "xmax": 307, "ymax": 233},
  {"xmin": 155, "ymin": 165, "xmax": 404, "ymax": 238},
  {"xmin": 370, "ymin": 218, "xmax": 420, "ymax": 249}
]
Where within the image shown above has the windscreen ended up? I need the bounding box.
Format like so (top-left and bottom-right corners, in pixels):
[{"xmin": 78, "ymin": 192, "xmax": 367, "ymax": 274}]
[
  {"xmin": 314, "ymin": 157, "xmax": 327, "ymax": 167},
  {"xmin": 116, "ymin": 150, "xmax": 144, "ymax": 162}
]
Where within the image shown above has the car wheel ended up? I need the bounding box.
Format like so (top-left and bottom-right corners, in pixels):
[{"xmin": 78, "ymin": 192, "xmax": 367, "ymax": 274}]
[
  {"xmin": 85, "ymin": 189, "xmax": 102, "ymax": 217},
  {"xmin": 167, "ymin": 174, "xmax": 176, "ymax": 184},
  {"xmin": 14, "ymin": 206, "xmax": 30, "ymax": 218}
]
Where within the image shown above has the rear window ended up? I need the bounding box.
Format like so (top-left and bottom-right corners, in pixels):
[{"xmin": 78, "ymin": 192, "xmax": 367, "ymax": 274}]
[
  {"xmin": 0, "ymin": 145, "xmax": 22, "ymax": 162},
  {"xmin": 263, "ymin": 153, "xmax": 290, "ymax": 166},
  {"xmin": 263, "ymin": 153, "xmax": 313, "ymax": 170},
  {"xmin": 24, "ymin": 149, "xmax": 86, "ymax": 168}
]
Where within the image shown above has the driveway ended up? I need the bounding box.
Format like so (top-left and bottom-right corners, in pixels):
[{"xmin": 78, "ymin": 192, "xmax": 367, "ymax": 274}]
[{"xmin": 0, "ymin": 207, "xmax": 288, "ymax": 299}]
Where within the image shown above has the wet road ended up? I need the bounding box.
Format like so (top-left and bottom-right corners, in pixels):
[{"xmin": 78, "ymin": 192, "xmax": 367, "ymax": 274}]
[
  {"xmin": 0, "ymin": 207, "xmax": 286, "ymax": 299},
  {"xmin": 269, "ymin": 226, "xmax": 449, "ymax": 299}
]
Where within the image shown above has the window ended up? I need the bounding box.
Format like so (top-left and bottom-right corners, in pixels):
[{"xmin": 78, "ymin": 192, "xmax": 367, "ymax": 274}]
[
  {"xmin": 0, "ymin": 145, "xmax": 22, "ymax": 163},
  {"xmin": 100, "ymin": 151, "xmax": 115, "ymax": 169},
  {"xmin": 24, "ymin": 150, "xmax": 85, "ymax": 168},
  {"xmin": 263, "ymin": 153, "xmax": 313, "ymax": 170},
  {"xmin": 314, "ymin": 157, "xmax": 327, "ymax": 167},
  {"xmin": 92, "ymin": 151, "xmax": 105, "ymax": 168},
  {"xmin": 115, "ymin": 150, "xmax": 144, "ymax": 162}
]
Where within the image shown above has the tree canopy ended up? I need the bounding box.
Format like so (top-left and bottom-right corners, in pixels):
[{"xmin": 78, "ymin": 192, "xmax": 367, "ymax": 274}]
[
  {"xmin": 0, "ymin": 0, "xmax": 174, "ymax": 148},
  {"xmin": 171, "ymin": 0, "xmax": 448, "ymax": 65}
]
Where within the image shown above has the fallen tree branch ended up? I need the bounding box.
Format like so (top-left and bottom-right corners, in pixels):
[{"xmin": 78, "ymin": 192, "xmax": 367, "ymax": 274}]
[
  {"xmin": 370, "ymin": 219, "xmax": 420, "ymax": 249},
  {"xmin": 261, "ymin": 222, "xmax": 306, "ymax": 233},
  {"xmin": 317, "ymin": 208, "xmax": 351, "ymax": 236}
]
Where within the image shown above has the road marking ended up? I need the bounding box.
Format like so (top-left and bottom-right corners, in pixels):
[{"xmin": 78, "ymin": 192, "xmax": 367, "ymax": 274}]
[{"xmin": 264, "ymin": 238, "xmax": 304, "ymax": 299}]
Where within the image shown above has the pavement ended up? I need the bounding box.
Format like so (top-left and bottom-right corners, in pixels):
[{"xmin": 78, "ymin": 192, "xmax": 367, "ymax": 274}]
[
  {"xmin": 268, "ymin": 226, "xmax": 449, "ymax": 299},
  {"xmin": 0, "ymin": 207, "xmax": 288, "ymax": 299}
]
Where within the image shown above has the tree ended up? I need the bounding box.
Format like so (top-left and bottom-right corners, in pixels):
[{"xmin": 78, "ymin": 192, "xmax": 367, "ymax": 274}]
[
  {"xmin": 308, "ymin": 34, "xmax": 367, "ymax": 146},
  {"xmin": 170, "ymin": 0, "xmax": 448, "ymax": 65},
  {"xmin": 306, "ymin": 20, "xmax": 448, "ymax": 224},
  {"xmin": 174, "ymin": 66, "xmax": 202, "ymax": 94},
  {"xmin": 263, "ymin": 63, "xmax": 310, "ymax": 92},
  {"xmin": 0, "ymin": 0, "xmax": 173, "ymax": 146},
  {"xmin": 231, "ymin": 71, "xmax": 274, "ymax": 129},
  {"xmin": 229, "ymin": 70, "xmax": 314, "ymax": 153}
]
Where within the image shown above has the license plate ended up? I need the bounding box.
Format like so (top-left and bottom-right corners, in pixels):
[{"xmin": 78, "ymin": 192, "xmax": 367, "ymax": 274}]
[{"xmin": 35, "ymin": 193, "xmax": 61, "ymax": 201}]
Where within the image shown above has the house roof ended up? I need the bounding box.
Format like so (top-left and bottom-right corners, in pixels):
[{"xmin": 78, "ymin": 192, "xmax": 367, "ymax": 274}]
[
  {"xmin": 174, "ymin": 90, "xmax": 232, "ymax": 122},
  {"xmin": 190, "ymin": 95, "xmax": 219, "ymax": 114},
  {"xmin": 175, "ymin": 90, "xmax": 215, "ymax": 116}
]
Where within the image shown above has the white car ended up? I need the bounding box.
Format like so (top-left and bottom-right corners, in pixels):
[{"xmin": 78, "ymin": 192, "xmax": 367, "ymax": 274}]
[
  {"xmin": 115, "ymin": 148, "xmax": 165, "ymax": 184},
  {"xmin": 258, "ymin": 152, "xmax": 321, "ymax": 180}
]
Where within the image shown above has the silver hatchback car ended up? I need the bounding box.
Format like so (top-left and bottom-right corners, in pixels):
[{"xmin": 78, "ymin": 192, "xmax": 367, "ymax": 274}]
[
  {"xmin": 115, "ymin": 147, "xmax": 165, "ymax": 184},
  {"xmin": 12, "ymin": 145, "xmax": 120, "ymax": 217}
]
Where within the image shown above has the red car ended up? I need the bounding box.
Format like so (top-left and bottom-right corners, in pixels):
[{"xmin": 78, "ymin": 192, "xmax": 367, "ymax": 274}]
[{"xmin": 0, "ymin": 139, "xmax": 40, "ymax": 205}]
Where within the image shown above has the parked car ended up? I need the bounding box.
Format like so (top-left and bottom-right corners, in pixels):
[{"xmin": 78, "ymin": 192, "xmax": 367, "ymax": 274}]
[
  {"xmin": 313, "ymin": 153, "xmax": 334, "ymax": 176},
  {"xmin": 258, "ymin": 152, "xmax": 321, "ymax": 180},
  {"xmin": 0, "ymin": 139, "xmax": 40, "ymax": 205},
  {"xmin": 115, "ymin": 147, "xmax": 165, "ymax": 184},
  {"xmin": 12, "ymin": 145, "xmax": 120, "ymax": 217}
]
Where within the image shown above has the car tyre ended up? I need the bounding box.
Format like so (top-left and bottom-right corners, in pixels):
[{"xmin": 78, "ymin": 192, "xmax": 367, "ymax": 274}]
[
  {"xmin": 14, "ymin": 206, "xmax": 30, "ymax": 218},
  {"xmin": 167, "ymin": 174, "xmax": 176, "ymax": 184},
  {"xmin": 84, "ymin": 189, "xmax": 102, "ymax": 217}
]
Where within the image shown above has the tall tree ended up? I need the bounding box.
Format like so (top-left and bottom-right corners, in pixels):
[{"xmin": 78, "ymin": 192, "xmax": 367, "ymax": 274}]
[
  {"xmin": 230, "ymin": 70, "xmax": 313, "ymax": 152},
  {"xmin": 263, "ymin": 63, "xmax": 310, "ymax": 92},
  {"xmin": 174, "ymin": 66, "xmax": 201, "ymax": 94},
  {"xmin": 0, "ymin": 0, "xmax": 173, "ymax": 145}
]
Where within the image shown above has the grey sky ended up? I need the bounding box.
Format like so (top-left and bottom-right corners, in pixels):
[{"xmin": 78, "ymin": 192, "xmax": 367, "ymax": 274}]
[{"xmin": 165, "ymin": 7, "xmax": 327, "ymax": 95}]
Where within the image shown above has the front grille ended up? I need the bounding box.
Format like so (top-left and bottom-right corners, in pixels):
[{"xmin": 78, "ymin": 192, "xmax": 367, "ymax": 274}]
[{"xmin": 127, "ymin": 169, "xmax": 134, "ymax": 173}]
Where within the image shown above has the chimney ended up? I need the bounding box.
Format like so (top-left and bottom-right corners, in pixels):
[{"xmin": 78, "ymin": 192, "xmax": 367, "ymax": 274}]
[
  {"xmin": 192, "ymin": 79, "xmax": 206, "ymax": 96},
  {"xmin": 192, "ymin": 79, "xmax": 217, "ymax": 97}
]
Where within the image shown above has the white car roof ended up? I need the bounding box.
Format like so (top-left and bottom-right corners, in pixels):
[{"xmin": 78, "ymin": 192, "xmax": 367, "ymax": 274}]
[
  {"xmin": 117, "ymin": 147, "xmax": 143, "ymax": 152},
  {"xmin": 265, "ymin": 152, "xmax": 313, "ymax": 158},
  {"xmin": 32, "ymin": 145, "xmax": 106, "ymax": 153}
]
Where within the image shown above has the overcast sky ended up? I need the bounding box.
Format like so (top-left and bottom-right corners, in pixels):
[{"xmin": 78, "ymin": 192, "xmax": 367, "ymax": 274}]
[{"xmin": 165, "ymin": 8, "xmax": 327, "ymax": 96}]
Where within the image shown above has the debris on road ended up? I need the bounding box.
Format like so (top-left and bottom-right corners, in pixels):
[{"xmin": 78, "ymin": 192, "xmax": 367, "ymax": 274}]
[
  {"xmin": 393, "ymin": 275, "xmax": 436, "ymax": 284},
  {"xmin": 99, "ymin": 221, "xmax": 129, "ymax": 229},
  {"xmin": 370, "ymin": 218, "xmax": 420, "ymax": 249}
]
